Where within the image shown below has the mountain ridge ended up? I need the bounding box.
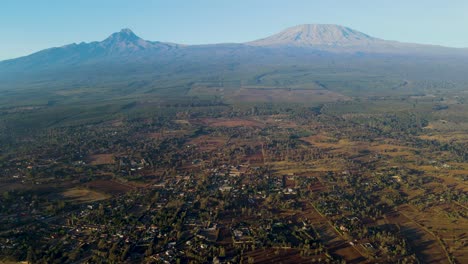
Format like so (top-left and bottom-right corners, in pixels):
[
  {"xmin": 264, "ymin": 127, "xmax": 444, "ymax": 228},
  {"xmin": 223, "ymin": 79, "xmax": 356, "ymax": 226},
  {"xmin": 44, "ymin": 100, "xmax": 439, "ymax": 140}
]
[
  {"xmin": 2, "ymin": 24, "xmax": 468, "ymax": 64},
  {"xmin": 1, "ymin": 24, "xmax": 468, "ymax": 95}
]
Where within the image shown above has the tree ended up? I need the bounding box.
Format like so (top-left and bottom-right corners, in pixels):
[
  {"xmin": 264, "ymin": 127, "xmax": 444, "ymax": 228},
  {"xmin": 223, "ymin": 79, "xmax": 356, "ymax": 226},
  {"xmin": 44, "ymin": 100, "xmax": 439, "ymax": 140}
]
[
  {"xmin": 219, "ymin": 247, "xmax": 226, "ymax": 257},
  {"xmin": 121, "ymin": 245, "xmax": 130, "ymax": 261},
  {"xmin": 27, "ymin": 246, "xmax": 36, "ymax": 263},
  {"xmin": 97, "ymin": 239, "xmax": 107, "ymax": 250}
]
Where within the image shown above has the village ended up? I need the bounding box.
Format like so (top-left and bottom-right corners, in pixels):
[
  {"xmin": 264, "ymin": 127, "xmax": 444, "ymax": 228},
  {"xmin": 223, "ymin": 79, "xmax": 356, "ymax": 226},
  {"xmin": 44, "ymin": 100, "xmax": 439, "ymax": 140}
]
[{"xmin": 0, "ymin": 104, "xmax": 467, "ymax": 263}]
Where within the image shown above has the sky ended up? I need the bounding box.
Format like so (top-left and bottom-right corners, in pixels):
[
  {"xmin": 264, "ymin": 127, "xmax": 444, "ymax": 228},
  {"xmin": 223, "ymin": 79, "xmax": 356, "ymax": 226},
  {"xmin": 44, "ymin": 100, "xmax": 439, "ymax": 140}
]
[{"xmin": 1, "ymin": 0, "xmax": 468, "ymax": 60}]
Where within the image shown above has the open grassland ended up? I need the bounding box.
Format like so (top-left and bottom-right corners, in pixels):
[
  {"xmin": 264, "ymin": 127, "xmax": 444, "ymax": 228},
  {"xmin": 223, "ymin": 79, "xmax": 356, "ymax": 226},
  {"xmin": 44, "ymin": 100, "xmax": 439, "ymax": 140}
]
[
  {"xmin": 386, "ymin": 209, "xmax": 450, "ymax": 264},
  {"xmin": 62, "ymin": 188, "xmax": 110, "ymax": 203},
  {"xmin": 85, "ymin": 180, "xmax": 134, "ymax": 195},
  {"xmin": 87, "ymin": 154, "xmax": 115, "ymax": 165},
  {"xmin": 301, "ymin": 135, "xmax": 415, "ymax": 158},
  {"xmin": 227, "ymin": 88, "xmax": 350, "ymax": 104},
  {"xmin": 148, "ymin": 129, "xmax": 191, "ymax": 140},
  {"xmin": 198, "ymin": 117, "xmax": 264, "ymax": 128},
  {"xmin": 398, "ymin": 204, "xmax": 468, "ymax": 264},
  {"xmin": 242, "ymin": 248, "xmax": 314, "ymax": 264}
]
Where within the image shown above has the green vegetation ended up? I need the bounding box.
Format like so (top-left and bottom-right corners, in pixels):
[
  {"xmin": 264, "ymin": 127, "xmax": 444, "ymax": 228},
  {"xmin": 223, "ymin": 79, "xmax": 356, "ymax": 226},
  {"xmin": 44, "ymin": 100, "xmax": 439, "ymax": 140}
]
[{"xmin": 0, "ymin": 85, "xmax": 466, "ymax": 263}]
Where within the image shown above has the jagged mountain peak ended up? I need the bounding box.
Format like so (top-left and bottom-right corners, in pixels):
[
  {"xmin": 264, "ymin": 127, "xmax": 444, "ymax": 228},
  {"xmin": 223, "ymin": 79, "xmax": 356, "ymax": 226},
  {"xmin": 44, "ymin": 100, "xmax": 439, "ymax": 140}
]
[
  {"xmin": 102, "ymin": 28, "xmax": 142, "ymax": 45},
  {"xmin": 98, "ymin": 28, "xmax": 177, "ymax": 53},
  {"xmin": 120, "ymin": 28, "xmax": 135, "ymax": 34}
]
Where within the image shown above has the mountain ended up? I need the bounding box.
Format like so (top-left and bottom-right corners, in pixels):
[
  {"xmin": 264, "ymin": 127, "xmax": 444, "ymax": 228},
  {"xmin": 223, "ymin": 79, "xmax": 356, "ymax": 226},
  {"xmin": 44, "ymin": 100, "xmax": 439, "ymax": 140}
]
[
  {"xmin": 1, "ymin": 25, "xmax": 468, "ymax": 101},
  {"xmin": 1, "ymin": 24, "xmax": 464, "ymax": 76},
  {"xmin": 98, "ymin": 28, "xmax": 180, "ymax": 53},
  {"xmin": 248, "ymin": 24, "xmax": 381, "ymax": 47},
  {"xmin": 0, "ymin": 29, "xmax": 181, "ymax": 73},
  {"xmin": 247, "ymin": 24, "xmax": 465, "ymax": 55}
]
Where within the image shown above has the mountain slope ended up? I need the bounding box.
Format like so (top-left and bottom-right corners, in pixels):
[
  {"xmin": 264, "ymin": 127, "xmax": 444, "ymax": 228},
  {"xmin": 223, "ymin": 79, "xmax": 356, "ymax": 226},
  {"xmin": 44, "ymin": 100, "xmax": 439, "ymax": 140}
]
[
  {"xmin": 248, "ymin": 24, "xmax": 381, "ymax": 47},
  {"xmin": 0, "ymin": 29, "xmax": 181, "ymax": 73},
  {"xmin": 247, "ymin": 24, "xmax": 467, "ymax": 55},
  {"xmin": 1, "ymin": 24, "xmax": 467, "ymax": 72},
  {"xmin": 1, "ymin": 25, "xmax": 468, "ymax": 99}
]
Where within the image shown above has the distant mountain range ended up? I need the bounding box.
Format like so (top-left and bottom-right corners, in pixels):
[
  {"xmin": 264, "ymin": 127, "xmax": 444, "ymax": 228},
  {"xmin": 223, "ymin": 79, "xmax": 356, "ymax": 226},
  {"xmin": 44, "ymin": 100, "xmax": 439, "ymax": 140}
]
[
  {"xmin": 2, "ymin": 24, "xmax": 468, "ymax": 65},
  {"xmin": 1, "ymin": 24, "xmax": 468, "ymax": 99}
]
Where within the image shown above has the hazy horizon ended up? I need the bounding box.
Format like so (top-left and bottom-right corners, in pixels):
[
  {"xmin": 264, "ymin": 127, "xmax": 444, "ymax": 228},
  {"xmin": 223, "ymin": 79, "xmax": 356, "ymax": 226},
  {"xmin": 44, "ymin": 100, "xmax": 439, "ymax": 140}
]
[{"xmin": 1, "ymin": 0, "xmax": 468, "ymax": 60}]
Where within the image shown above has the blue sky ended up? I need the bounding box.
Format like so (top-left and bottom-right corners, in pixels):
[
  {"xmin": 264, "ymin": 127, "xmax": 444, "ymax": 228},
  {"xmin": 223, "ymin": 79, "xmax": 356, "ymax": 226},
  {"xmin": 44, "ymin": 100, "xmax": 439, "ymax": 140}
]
[{"xmin": 1, "ymin": 0, "xmax": 468, "ymax": 60}]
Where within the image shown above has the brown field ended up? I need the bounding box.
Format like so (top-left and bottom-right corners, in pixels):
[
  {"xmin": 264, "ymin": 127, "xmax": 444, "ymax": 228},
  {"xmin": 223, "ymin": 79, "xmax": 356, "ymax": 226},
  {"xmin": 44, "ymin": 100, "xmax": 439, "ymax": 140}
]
[
  {"xmin": 199, "ymin": 118, "xmax": 264, "ymax": 128},
  {"xmin": 262, "ymin": 115, "xmax": 299, "ymax": 128},
  {"xmin": 62, "ymin": 188, "xmax": 110, "ymax": 202},
  {"xmin": 419, "ymin": 132, "xmax": 468, "ymax": 145},
  {"xmin": 406, "ymin": 164, "xmax": 468, "ymax": 191},
  {"xmin": 271, "ymin": 158, "xmax": 347, "ymax": 171},
  {"xmin": 308, "ymin": 182, "xmax": 326, "ymax": 192},
  {"xmin": 242, "ymin": 248, "xmax": 316, "ymax": 264},
  {"xmin": 148, "ymin": 129, "xmax": 190, "ymax": 140},
  {"xmin": 85, "ymin": 180, "xmax": 134, "ymax": 195},
  {"xmin": 271, "ymin": 159, "xmax": 348, "ymax": 176},
  {"xmin": 388, "ymin": 207, "xmax": 451, "ymax": 264},
  {"xmin": 245, "ymin": 152, "xmax": 264, "ymax": 164},
  {"xmin": 173, "ymin": 119, "xmax": 190, "ymax": 124},
  {"xmin": 188, "ymin": 135, "xmax": 228, "ymax": 151},
  {"xmin": 367, "ymin": 143, "xmax": 415, "ymax": 156},
  {"xmin": 227, "ymin": 88, "xmax": 350, "ymax": 103},
  {"xmin": 301, "ymin": 136, "xmax": 414, "ymax": 157},
  {"xmin": 88, "ymin": 154, "xmax": 115, "ymax": 165},
  {"xmin": 397, "ymin": 204, "xmax": 468, "ymax": 264},
  {"xmin": 424, "ymin": 120, "xmax": 468, "ymax": 133}
]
